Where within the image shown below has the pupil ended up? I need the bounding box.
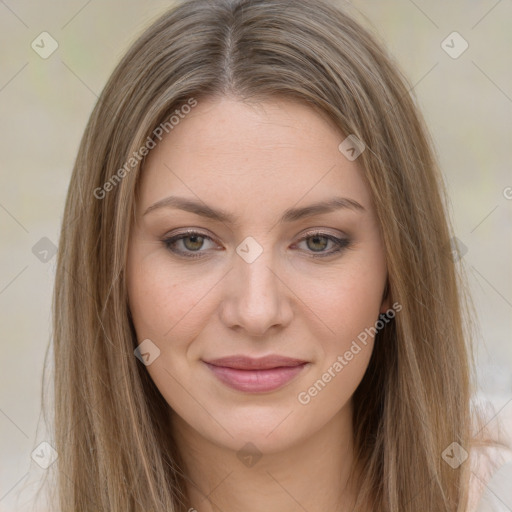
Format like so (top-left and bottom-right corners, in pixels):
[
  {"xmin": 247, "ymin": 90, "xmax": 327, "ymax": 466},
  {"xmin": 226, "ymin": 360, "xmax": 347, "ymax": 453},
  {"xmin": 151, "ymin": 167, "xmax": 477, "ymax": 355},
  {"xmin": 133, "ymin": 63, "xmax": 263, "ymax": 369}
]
[
  {"xmin": 185, "ymin": 235, "xmax": 203, "ymax": 251},
  {"xmin": 308, "ymin": 236, "xmax": 327, "ymax": 252}
]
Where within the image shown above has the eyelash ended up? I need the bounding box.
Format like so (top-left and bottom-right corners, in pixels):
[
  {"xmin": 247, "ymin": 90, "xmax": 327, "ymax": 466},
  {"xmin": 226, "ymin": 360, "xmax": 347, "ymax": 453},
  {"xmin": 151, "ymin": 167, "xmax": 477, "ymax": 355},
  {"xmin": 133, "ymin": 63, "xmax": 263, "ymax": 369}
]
[{"xmin": 162, "ymin": 229, "xmax": 351, "ymax": 259}]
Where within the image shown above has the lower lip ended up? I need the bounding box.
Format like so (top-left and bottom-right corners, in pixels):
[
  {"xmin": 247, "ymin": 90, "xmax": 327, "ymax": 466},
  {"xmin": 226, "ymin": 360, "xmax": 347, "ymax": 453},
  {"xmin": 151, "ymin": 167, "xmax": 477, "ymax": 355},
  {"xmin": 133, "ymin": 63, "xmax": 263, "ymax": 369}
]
[{"xmin": 204, "ymin": 362, "xmax": 308, "ymax": 393}]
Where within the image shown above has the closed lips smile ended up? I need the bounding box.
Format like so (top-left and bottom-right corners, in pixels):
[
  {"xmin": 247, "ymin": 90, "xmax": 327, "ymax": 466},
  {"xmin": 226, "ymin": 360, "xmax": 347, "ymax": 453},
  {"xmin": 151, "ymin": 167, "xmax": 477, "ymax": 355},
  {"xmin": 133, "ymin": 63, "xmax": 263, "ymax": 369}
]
[{"xmin": 203, "ymin": 355, "xmax": 309, "ymax": 393}]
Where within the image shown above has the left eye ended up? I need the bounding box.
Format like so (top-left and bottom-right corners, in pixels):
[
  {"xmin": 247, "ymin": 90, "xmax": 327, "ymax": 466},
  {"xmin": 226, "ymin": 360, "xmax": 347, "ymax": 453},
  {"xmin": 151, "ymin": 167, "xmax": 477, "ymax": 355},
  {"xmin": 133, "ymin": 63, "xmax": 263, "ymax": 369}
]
[
  {"xmin": 293, "ymin": 233, "xmax": 351, "ymax": 257},
  {"xmin": 162, "ymin": 231, "xmax": 350, "ymax": 259}
]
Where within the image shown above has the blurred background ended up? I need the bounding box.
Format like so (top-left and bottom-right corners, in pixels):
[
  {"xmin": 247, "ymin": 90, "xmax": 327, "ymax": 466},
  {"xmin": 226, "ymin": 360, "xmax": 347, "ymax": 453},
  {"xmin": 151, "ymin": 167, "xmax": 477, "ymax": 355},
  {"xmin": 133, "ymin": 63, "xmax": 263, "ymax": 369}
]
[{"xmin": 1, "ymin": 0, "xmax": 511, "ymax": 510}]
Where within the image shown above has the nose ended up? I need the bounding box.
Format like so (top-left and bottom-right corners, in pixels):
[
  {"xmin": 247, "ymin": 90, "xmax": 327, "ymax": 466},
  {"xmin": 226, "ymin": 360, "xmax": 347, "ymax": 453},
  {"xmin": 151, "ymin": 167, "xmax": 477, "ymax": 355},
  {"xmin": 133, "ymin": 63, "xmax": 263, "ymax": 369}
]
[{"xmin": 218, "ymin": 246, "xmax": 294, "ymax": 337}]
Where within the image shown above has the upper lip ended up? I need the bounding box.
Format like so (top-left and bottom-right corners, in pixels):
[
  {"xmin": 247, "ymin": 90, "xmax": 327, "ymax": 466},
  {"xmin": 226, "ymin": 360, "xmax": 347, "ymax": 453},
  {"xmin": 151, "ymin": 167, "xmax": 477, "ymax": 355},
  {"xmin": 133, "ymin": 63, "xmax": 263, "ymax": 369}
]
[{"xmin": 204, "ymin": 355, "xmax": 308, "ymax": 370}]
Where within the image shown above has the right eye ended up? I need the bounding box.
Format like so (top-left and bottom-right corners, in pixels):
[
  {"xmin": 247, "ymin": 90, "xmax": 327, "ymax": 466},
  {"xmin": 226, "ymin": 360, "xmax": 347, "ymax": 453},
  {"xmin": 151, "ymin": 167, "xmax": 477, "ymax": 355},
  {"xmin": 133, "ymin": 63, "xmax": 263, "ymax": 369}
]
[{"xmin": 162, "ymin": 230, "xmax": 221, "ymax": 259}]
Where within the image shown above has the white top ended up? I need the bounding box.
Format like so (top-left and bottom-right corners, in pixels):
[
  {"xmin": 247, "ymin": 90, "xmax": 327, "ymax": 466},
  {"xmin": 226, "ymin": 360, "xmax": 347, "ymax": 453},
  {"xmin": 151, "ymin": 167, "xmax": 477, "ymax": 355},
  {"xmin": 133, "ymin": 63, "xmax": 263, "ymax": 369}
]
[
  {"xmin": 469, "ymin": 444, "xmax": 512, "ymax": 511},
  {"xmin": 467, "ymin": 395, "xmax": 512, "ymax": 512}
]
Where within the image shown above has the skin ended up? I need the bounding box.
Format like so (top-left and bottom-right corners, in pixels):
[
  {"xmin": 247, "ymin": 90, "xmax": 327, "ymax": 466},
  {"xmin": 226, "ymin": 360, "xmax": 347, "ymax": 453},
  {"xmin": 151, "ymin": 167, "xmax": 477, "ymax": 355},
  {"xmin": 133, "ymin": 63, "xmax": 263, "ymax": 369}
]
[{"xmin": 126, "ymin": 96, "xmax": 390, "ymax": 512}]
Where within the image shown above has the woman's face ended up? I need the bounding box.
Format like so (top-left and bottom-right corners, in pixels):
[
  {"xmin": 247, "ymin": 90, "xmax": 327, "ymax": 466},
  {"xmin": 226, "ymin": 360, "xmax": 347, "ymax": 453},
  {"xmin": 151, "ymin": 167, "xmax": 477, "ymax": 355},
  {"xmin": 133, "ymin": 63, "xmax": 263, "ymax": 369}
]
[{"xmin": 126, "ymin": 96, "xmax": 389, "ymax": 454}]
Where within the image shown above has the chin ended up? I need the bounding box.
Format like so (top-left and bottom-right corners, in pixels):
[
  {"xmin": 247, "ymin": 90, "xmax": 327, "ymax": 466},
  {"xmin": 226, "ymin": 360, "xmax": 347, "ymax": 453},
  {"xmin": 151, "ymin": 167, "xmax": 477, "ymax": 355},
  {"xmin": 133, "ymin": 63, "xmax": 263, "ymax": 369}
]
[{"xmin": 189, "ymin": 406, "xmax": 305, "ymax": 455}]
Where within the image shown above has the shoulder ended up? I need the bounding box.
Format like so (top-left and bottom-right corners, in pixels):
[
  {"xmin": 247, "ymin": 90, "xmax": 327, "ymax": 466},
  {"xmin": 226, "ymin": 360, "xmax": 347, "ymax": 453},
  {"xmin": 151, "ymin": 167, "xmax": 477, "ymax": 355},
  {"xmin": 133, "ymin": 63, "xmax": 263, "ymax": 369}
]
[
  {"xmin": 468, "ymin": 443, "xmax": 512, "ymax": 511},
  {"xmin": 466, "ymin": 395, "xmax": 512, "ymax": 512}
]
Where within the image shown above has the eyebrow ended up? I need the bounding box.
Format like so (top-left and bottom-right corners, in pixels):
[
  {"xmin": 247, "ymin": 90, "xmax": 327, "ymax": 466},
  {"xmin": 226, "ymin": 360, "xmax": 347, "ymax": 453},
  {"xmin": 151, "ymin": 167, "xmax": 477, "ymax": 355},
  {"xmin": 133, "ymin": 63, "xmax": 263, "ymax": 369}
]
[{"xmin": 143, "ymin": 195, "xmax": 365, "ymax": 223}]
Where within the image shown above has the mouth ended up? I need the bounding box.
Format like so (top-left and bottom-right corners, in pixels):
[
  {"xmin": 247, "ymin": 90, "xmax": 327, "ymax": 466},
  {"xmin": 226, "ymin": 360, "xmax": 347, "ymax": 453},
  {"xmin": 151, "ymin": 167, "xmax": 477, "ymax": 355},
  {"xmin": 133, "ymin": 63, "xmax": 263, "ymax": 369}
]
[{"xmin": 203, "ymin": 355, "xmax": 309, "ymax": 393}]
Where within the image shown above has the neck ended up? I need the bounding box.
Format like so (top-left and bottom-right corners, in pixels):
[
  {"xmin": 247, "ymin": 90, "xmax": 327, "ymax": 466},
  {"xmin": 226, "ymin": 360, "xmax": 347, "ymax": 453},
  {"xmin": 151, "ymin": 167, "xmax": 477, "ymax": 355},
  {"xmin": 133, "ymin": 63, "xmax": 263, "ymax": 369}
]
[{"xmin": 171, "ymin": 400, "xmax": 358, "ymax": 512}]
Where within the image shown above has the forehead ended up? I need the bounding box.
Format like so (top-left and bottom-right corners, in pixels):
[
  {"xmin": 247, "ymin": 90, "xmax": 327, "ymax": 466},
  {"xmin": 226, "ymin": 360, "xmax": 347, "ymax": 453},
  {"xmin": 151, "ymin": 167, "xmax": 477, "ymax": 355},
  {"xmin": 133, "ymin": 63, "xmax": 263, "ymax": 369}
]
[{"xmin": 138, "ymin": 96, "xmax": 371, "ymax": 216}]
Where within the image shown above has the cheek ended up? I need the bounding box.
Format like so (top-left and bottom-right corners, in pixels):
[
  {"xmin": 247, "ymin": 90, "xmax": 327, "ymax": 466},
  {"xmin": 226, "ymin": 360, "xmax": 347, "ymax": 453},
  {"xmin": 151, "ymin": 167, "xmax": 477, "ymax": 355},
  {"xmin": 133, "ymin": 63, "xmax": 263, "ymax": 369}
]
[
  {"xmin": 127, "ymin": 247, "xmax": 218, "ymax": 341},
  {"xmin": 294, "ymin": 268, "xmax": 383, "ymax": 416},
  {"xmin": 306, "ymin": 282, "xmax": 380, "ymax": 396},
  {"xmin": 295, "ymin": 255, "xmax": 386, "ymax": 346}
]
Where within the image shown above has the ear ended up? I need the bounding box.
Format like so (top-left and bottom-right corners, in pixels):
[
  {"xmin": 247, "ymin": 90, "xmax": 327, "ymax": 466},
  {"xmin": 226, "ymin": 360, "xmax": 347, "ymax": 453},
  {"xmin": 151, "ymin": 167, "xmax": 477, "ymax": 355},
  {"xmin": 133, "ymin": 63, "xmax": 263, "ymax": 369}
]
[{"xmin": 379, "ymin": 279, "xmax": 391, "ymax": 314}]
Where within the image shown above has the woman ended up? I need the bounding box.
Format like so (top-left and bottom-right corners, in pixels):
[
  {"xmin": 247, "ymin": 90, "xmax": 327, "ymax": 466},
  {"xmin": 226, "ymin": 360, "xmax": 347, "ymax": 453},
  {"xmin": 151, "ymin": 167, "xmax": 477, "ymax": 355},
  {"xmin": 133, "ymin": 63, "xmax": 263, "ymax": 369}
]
[{"xmin": 47, "ymin": 0, "xmax": 509, "ymax": 510}]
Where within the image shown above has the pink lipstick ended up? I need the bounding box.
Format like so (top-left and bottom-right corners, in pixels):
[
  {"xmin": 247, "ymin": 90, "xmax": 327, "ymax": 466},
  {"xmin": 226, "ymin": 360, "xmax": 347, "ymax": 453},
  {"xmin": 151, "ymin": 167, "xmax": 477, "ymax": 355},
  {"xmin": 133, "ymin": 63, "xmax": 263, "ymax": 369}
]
[{"xmin": 203, "ymin": 355, "xmax": 308, "ymax": 393}]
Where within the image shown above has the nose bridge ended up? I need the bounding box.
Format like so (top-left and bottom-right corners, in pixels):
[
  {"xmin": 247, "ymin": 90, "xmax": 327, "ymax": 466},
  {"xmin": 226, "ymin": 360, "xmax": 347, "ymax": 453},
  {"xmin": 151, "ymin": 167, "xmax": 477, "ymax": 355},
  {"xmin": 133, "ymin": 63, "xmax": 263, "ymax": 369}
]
[
  {"xmin": 239, "ymin": 248, "xmax": 276, "ymax": 297},
  {"xmin": 220, "ymin": 237, "xmax": 292, "ymax": 335}
]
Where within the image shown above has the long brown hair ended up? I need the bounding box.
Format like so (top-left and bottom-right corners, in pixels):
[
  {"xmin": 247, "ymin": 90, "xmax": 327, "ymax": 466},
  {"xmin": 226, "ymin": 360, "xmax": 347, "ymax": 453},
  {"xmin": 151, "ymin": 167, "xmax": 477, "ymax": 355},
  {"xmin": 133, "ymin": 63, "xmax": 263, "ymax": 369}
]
[{"xmin": 48, "ymin": 0, "xmax": 483, "ymax": 509}]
